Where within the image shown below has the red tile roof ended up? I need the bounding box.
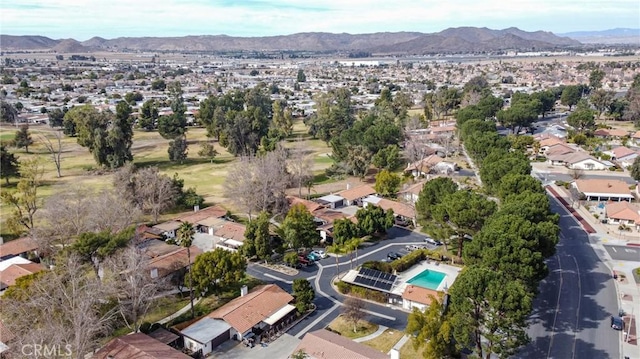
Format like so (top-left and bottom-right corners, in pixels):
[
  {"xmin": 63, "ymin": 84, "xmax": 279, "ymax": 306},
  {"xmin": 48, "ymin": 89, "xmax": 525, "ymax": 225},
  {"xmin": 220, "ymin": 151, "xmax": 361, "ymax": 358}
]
[
  {"xmin": 213, "ymin": 221, "xmax": 247, "ymax": 242},
  {"xmin": 176, "ymin": 205, "xmax": 227, "ymax": 224},
  {"xmin": 288, "ymin": 196, "xmax": 322, "ymax": 214},
  {"xmin": 0, "ymin": 262, "xmax": 44, "ymax": 287},
  {"xmin": 293, "ymin": 329, "xmax": 389, "ymax": 359},
  {"xmin": 146, "ymin": 245, "xmax": 202, "ymax": 278},
  {"xmin": 0, "ymin": 237, "xmax": 38, "ymax": 257},
  {"xmin": 207, "ymin": 284, "xmax": 293, "ymax": 334},
  {"xmin": 337, "ymin": 184, "xmax": 376, "ymax": 201},
  {"xmin": 93, "ymin": 333, "xmax": 191, "ymax": 359},
  {"xmin": 575, "ymin": 179, "xmax": 632, "ymax": 196},
  {"xmin": 402, "ymin": 285, "xmax": 439, "ymax": 305},
  {"xmin": 605, "ymin": 201, "xmax": 640, "ymax": 222}
]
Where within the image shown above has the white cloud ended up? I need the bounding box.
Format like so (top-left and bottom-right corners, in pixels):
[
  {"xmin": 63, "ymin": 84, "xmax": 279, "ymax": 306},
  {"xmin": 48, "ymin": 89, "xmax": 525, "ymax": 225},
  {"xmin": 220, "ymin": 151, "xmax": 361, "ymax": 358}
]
[{"xmin": 1, "ymin": 0, "xmax": 637, "ymax": 39}]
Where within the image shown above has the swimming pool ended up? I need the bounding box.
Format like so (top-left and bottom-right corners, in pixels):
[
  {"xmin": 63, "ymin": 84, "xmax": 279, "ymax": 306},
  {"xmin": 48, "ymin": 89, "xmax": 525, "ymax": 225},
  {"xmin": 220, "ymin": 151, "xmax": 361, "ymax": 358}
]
[{"xmin": 407, "ymin": 269, "xmax": 446, "ymax": 290}]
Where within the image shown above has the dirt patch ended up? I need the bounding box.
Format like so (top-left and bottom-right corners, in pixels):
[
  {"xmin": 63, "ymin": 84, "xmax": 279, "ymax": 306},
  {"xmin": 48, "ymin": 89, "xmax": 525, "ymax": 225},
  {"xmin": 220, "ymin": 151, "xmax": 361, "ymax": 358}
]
[{"xmin": 257, "ymin": 262, "xmax": 298, "ymax": 276}]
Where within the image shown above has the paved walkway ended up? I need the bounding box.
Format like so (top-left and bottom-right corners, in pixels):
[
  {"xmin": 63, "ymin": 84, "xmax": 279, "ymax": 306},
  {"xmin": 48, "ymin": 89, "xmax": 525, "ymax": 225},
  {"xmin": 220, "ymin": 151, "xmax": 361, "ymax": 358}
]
[
  {"xmin": 389, "ymin": 334, "xmax": 411, "ymax": 354},
  {"xmin": 353, "ymin": 325, "xmax": 388, "ymax": 343},
  {"xmin": 158, "ymin": 297, "xmax": 202, "ymax": 324}
]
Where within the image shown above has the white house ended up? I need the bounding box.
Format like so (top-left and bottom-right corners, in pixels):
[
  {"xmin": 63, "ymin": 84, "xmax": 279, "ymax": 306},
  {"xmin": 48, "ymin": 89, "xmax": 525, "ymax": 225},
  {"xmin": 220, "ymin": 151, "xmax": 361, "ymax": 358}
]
[
  {"xmin": 605, "ymin": 201, "xmax": 640, "ymax": 229},
  {"xmin": 152, "ymin": 221, "xmax": 181, "ymax": 239},
  {"xmin": 574, "ymin": 179, "xmax": 634, "ymax": 202},
  {"xmin": 401, "ymin": 285, "xmax": 439, "ymax": 312}
]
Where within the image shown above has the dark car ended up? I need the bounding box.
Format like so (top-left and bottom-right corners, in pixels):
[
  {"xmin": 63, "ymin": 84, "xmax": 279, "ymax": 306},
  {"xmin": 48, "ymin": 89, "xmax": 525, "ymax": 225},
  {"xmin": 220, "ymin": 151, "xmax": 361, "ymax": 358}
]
[
  {"xmin": 387, "ymin": 252, "xmax": 402, "ymax": 261},
  {"xmin": 298, "ymin": 256, "xmax": 312, "ymax": 266},
  {"xmin": 611, "ymin": 316, "xmax": 624, "ymax": 330}
]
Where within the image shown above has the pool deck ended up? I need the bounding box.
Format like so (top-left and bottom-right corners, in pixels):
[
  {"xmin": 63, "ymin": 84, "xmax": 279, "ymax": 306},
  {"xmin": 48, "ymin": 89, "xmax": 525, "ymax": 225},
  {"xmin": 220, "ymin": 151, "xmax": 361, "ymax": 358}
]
[{"xmin": 391, "ymin": 260, "xmax": 461, "ymax": 296}]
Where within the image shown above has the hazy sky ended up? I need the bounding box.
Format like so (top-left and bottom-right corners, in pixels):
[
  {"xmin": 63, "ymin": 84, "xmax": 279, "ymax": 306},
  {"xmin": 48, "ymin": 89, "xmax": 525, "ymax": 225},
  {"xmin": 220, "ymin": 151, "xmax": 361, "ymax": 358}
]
[{"xmin": 1, "ymin": 0, "xmax": 638, "ymax": 40}]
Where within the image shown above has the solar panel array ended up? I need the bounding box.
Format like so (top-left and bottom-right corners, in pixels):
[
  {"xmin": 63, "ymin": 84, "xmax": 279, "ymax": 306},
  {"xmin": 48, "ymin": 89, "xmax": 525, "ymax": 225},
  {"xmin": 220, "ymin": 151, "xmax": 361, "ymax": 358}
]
[{"xmin": 353, "ymin": 267, "xmax": 397, "ymax": 292}]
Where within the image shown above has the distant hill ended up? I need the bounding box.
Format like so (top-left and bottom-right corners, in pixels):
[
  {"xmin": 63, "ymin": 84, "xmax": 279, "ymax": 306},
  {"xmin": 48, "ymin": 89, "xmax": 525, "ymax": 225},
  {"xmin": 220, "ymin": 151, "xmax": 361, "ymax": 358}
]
[
  {"xmin": 0, "ymin": 27, "xmax": 582, "ymax": 54},
  {"xmin": 559, "ymin": 28, "xmax": 640, "ymax": 45}
]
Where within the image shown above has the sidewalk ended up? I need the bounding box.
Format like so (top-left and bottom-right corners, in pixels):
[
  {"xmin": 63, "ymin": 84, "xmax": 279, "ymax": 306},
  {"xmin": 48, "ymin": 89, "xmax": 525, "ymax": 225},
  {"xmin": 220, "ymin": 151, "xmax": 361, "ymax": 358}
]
[
  {"xmin": 158, "ymin": 298, "xmax": 202, "ymax": 324},
  {"xmin": 353, "ymin": 325, "xmax": 388, "ymax": 343},
  {"xmin": 548, "ymin": 184, "xmax": 640, "ymax": 359}
]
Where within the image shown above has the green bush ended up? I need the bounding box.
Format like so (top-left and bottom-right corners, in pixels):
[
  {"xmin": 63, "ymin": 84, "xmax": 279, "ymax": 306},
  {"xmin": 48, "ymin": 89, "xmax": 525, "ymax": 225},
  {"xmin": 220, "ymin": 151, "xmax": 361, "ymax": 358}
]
[
  {"xmin": 361, "ymin": 261, "xmax": 392, "ymax": 273},
  {"xmin": 336, "ymin": 281, "xmax": 387, "ymax": 303}
]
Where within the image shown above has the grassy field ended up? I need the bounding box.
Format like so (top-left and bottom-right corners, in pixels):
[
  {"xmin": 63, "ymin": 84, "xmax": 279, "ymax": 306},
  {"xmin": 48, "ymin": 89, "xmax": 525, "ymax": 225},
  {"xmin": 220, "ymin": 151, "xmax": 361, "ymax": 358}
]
[
  {"xmin": 326, "ymin": 315, "xmax": 378, "ymax": 339},
  {"xmin": 399, "ymin": 338, "xmax": 425, "ymax": 358},
  {"xmin": 362, "ymin": 329, "xmax": 405, "ymax": 353},
  {"xmin": 0, "ymin": 119, "xmax": 334, "ymax": 236}
]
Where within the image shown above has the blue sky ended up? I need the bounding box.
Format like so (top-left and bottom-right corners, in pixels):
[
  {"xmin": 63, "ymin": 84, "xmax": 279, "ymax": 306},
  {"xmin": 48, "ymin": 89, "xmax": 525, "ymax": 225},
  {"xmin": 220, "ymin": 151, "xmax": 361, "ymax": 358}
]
[{"xmin": 1, "ymin": 0, "xmax": 638, "ymax": 40}]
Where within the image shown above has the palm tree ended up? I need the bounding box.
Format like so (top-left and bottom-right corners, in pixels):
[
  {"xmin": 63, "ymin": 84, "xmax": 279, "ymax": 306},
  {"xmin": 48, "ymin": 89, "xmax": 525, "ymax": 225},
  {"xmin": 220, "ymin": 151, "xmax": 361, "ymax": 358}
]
[{"xmin": 177, "ymin": 221, "xmax": 195, "ymax": 318}]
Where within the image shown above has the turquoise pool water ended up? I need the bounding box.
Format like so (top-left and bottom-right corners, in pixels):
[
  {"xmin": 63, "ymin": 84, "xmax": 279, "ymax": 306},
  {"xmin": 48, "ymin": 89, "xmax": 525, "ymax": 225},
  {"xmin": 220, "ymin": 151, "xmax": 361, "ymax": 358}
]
[{"xmin": 407, "ymin": 269, "xmax": 446, "ymax": 290}]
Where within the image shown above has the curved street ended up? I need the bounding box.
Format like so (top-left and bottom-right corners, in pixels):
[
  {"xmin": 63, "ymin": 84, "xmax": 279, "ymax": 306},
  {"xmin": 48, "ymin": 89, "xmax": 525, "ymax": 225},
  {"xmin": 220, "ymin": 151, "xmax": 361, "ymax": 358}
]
[{"xmin": 246, "ymin": 226, "xmax": 432, "ymax": 339}]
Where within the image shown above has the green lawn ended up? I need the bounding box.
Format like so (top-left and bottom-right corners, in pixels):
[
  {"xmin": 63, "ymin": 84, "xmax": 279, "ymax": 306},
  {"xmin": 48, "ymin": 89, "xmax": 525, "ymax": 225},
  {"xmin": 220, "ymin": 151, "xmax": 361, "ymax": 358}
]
[
  {"xmin": 326, "ymin": 315, "xmax": 378, "ymax": 339},
  {"xmin": 0, "ymin": 121, "xmax": 333, "ymax": 236},
  {"xmin": 362, "ymin": 329, "xmax": 405, "ymax": 353},
  {"xmin": 399, "ymin": 338, "xmax": 425, "ymax": 358}
]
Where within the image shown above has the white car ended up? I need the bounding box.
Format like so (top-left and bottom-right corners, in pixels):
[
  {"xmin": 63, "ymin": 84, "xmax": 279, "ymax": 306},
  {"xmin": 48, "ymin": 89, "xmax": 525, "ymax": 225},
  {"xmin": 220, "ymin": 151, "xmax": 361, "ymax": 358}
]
[
  {"xmin": 425, "ymin": 237, "xmax": 437, "ymax": 245},
  {"xmin": 313, "ymin": 250, "xmax": 327, "ymax": 259}
]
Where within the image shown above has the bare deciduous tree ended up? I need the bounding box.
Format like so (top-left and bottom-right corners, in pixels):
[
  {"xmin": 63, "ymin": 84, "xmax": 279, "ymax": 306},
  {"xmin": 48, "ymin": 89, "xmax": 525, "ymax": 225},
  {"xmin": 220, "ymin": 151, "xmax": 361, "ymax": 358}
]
[
  {"xmin": 38, "ymin": 132, "xmax": 63, "ymax": 178},
  {"xmin": 288, "ymin": 138, "xmax": 314, "ymax": 198},
  {"xmin": 34, "ymin": 189, "xmax": 140, "ymax": 253},
  {"xmin": 224, "ymin": 146, "xmax": 290, "ymax": 219},
  {"xmin": 113, "ymin": 165, "xmax": 177, "ymax": 223},
  {"xmin": 1, "ymin": 255, "xmax": 118, "ymax": 358},
  {"xmin": 104, "ymin": 246, "xmax": 169, "ymax": 333},
  {"xmin": 342, "ymin": 297, "xmax": 367, "ymax": 333}
]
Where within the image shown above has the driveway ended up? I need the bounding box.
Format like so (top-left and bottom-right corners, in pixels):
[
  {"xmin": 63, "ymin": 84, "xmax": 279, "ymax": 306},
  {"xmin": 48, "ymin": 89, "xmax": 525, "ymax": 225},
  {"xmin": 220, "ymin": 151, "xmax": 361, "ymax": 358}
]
[{"xmin": 211, "ymin": 334, "xmax": 300, "ymax": 359}]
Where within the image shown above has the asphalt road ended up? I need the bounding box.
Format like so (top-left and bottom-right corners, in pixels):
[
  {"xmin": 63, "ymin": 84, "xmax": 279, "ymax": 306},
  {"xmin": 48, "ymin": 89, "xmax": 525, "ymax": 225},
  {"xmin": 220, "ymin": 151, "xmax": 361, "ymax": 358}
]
[
  {"xmin": 604, "ymin": 245, "xmax": 640, "ymax": 262},
  {"xmin": 517, "ymin": 196, "xmax": 621, "ymax": 358},
  {"xmin": 247, "ymin": 226, "xmax": 432, "ymax": 339}
]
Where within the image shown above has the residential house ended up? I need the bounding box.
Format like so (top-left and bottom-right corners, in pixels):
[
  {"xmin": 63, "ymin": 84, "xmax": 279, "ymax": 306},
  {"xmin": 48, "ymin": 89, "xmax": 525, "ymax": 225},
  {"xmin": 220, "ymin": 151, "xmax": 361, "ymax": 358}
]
[
  {"xmin": 93, "ymin": 333, "xmax": 191, "ymax": 359},
  {"xmin": 574, "ymin": 179, "xmax": 634, "ymax": 202},
  {"xmin": 142, "ymin": 241, "xmax": 202, "ymax": 279},
  {"xmin": 292, "ymin": 329, "xmax": 389, "ymax": 359},
  {"xmin": 363, "ymin": 197, "xmax": 417, "ymax": 226},
  {"xmin": 398, "ymin": 181, "xmax": 426, "ymax": 204},
  {"xmin": 547, "ymin": 152, "xmax": 609, "ymax": 170},
  {"xmin": 0, "ymin": 260, "xmax": 44, "ymax": 293},
  {"xmin": 405, "ymin": 155, "xmax": 445, "ymax": 177},
  {"xmin": 152, "ymin": 221, "xmax": 182, "ymax": 239},
  {"xmin": 287, "ymin": 196, "xmax": 323, "ymax": 213},
  {"xmin": 181, "ymin": 284, "xmax": 296, "ymax": 354},
  {"xmin": 147, "ymin": 327, "xmax": 181, "ymax": 349},
  {"xmin": 537, "ymin": 136, "xmax": 566, "ymax": 154},
  {"xmin": 181, "ymin": 317, "xmax": 232, "ymax": 356},
  {"xmin": 0, "ymin": 237, "xmax": 39, "ymax": 260},
  {"xmin": 176, "ymin": 205, "xmax": 227, "ymax": 236},
  {"xmin": 402, "ymin": 285, "xmax": 439, "ymax": 311},
  {"xmin": 606, "ymin": 146, "xmax": 639, "ymax": 169},
  {"xmin": 315, "ymin": 194, "xmax": 344, "ymax": 209},
  {"xmin": 594, "ymin": 128, "xmax": 629, "ymax": 139},
  {"xmin": 544, "ymin": 142, "xmax": 575, "ymax": 157},
  {"xmin": 313, "ymin": 208, "xmax": 351, "ymax": 243},
  {"xmin": 337, "ymin": 184, "xmax": 376, "ymax": 207},
  {"xmin": 604, "ymin": 201, "xmax": 640, "ymax": 229},
  {"xmin": 631, "ymin": 130, "xmax": 640, "ymax": 146},
  {"xmin": 213, "ymin": 221, "xmax": 247, "ymax": 252}
]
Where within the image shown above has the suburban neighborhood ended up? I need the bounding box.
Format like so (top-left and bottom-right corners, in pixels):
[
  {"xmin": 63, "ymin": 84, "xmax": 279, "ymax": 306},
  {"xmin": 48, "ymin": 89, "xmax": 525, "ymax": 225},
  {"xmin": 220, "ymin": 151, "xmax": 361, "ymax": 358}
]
[{"xmin": 1, "ymin": 18, "xmax": 640, "ymax": 359}]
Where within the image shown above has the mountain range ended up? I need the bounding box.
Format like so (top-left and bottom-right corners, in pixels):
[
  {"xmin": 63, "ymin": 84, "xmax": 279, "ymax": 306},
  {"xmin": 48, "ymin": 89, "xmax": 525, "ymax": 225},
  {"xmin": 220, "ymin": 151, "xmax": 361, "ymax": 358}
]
[
  {"xmin": 559, "ymin": 28, "xmax": 640, "ymax": 45},
  {"xmin": 1, "ymin": 27, "xmax": 582, "ymax": 54}
]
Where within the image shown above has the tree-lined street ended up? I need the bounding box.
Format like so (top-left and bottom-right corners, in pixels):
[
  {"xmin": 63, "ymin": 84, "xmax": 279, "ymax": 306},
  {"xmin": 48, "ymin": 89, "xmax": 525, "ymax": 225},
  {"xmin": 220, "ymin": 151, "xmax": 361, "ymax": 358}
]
[{"xmin": 519, "ymin": 196, "xmax": 620, "ymax": 358}]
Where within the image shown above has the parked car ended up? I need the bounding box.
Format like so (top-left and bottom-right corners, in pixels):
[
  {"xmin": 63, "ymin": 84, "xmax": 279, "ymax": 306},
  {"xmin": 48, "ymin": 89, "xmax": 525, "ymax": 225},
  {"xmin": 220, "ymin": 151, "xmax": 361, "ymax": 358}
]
[
  {"xmin": 307, "ymin": 252, "xmax": 320, "ymax": 261},
  {"xmin": 312, "ymin": 250, "xmax": 327, "ymax": 259},
  {"xmin": 425, "ymin": 237, "xmax": 437, "ymax": 245},
  {"xmin": 298, "ymin": 256, "xmax": 311, "ymax": 266},
  {"xmin": 387, "ymin": 252, "xmax": 402, "ymax": 261},
  {"xmin": 611, "ymin": 316, "xmax": 624, "ymax": 330}
]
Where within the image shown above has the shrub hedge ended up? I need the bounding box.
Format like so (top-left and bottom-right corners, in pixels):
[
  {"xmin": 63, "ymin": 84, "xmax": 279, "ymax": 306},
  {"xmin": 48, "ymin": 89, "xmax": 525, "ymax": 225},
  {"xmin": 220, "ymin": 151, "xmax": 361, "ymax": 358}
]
[{"xmin": 361, "ymin": 249, "xmax": 443, "ymax": 274}]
